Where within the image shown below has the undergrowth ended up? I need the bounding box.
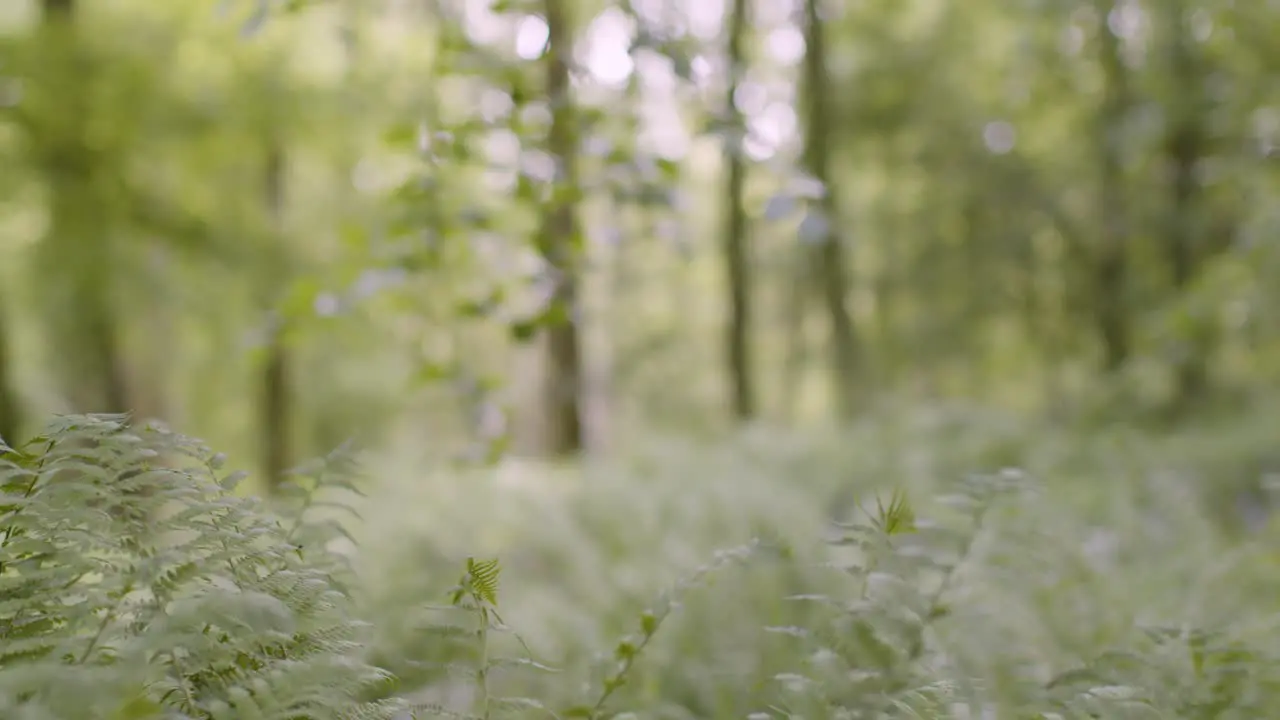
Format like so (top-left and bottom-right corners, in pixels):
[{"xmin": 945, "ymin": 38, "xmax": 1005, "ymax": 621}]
[
  {"xmin": 0, "ymin": 415, "xmax": 399, "ymax": 720},
  {"xmin": 5, "ymin": 413, "xmax": 1280, "ymax": 718}
]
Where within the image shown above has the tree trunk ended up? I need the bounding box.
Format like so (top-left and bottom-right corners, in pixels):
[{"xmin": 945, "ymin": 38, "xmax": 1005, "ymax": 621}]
[
  {"xmin": 261, "ymin": 145, "xmax": 292, "ymax": 492},
  {"xmin": 1093, "ymin": 0, "xmax": 1132, "ymax": 372},
  {"xmin": 960, "ymin": 191, "xmax": 987, "ymax": 394},
  {"xmin": 1163, "ymin": 1, "xmax": 1214, "ymax": 410},
  {"xmin": 802, "ymin": 0, "xmax": 861, "ymax": 420},
  {"xmin": 41, "ymin": 0, "xmax": 131, "ymax": 415},
  {"xmin": 536, "ymin": 0, "xmax": 584, "ymax": 456},
  {"xmin": 44, "ymin": 0, "xmax": 73, "ymax": 17},
  {"xmin": 0, "ymin": 294, "xmax": 21, "ymax": 446},
  {"xmin": 262, "ymin": 326, "xmax": 291, "ymax": 490},
  {"xmin": 781, "ymin": 251, "xmax": 810, "ymax": 422},
  {"xmin": 721, "ymin": 0, "xmax": 755, "ymax": 421},
  {"xmin": 873, "ymin": 158, "xmax": 904, "ymax": 394}
]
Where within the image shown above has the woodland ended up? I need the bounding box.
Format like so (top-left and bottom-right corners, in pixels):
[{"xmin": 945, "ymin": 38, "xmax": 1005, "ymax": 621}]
[{"xmin": 2, "ymin": 0, "xmax": 1280, "ymax": 718}]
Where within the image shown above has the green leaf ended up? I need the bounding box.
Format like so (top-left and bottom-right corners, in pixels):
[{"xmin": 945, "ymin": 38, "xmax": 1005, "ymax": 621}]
[
  {"xmin": 539, "ymin": 300, "xmax": 570, "ymax": 328},
  {"xmin": 382, "ymin": 122, "xmax": 419, "ymax": 149},
  {"xmin": 457, "ymin": 289, "xmax": 505, "ymax": 318},
  {"xmin": 510, "ymin": 319, "xmax": 539, "ymax": 342},
  {"xmin": 417, "ymin": 360, "xmax": 457, "ymax": 384},
  {"xmin": 337, "ymin": 221, "xmax": 368, "ymax": 251},
  {"xmin": 614, "ymin": 639, "xmax": 636, "ymax": 660},
  {"xmin": 655, "ymin": 157, "xmax": 681, "ymax": 181},
  {"xmin": 639, "ymin": 610, "xmax": 657, "ymax": 636},
  {"xmin": 279, "ymin": 276, "xmax": 324, "ymax": 320},
  {"xmin": 465, "ymin": 557, "xmax": 501, "ymax": 606},
  {"xmin": 219, "ymin": 470, "xmax": 249, "ymax": 491},
  {"xmin": 481, "ymin": 433, "xmax": 511, "ymax": 465},
  {"xmin": 112, "ymin": 694, "xmax": 164, "ymax": 720}
]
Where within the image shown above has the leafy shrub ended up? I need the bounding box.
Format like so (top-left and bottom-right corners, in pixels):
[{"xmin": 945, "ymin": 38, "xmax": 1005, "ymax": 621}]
[{"xmin": 0, "ymin": 414, "xmax": 400, "ymax": 720}]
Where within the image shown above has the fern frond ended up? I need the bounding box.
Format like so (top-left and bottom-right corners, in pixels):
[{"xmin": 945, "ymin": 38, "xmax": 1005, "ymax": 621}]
[
  {"xmin": 464, "ymin": 557, "xmax": 501, "ymax": 607},
  {"xmin": 0, "ymin": 415, "xmax": 402, "ymax": 720}
]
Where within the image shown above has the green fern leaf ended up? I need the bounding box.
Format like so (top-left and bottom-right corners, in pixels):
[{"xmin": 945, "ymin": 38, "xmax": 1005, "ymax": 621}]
[{"xmin": 464, "ymin": 557, "xmax": 501, "ymax": 606}]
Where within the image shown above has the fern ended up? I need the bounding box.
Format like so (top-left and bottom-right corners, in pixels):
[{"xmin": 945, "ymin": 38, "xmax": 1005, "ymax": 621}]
[
  {"xmin": 13, "ymin": 413, "xmax": 1280, "ymax": 719},
  {"xmin": 1038, "ymin": 623, "xmax": 1280, "ymax": 718},
  {"xmin": 564, "ymin": 539, "xmax": 763, "ymax": 720},
  {"xmin": 456, "ymin": 558, "xmax": 501, "ymax": 609},
  {"xmin": 0, "ymin": 414, "xmax": 403, "ymax": 720},
  {"xmin": 399, "ymin": 542, "xmax": 763, "ymax": 720},
  {"xmin": 275, "ymin": 441, "xmax": 369, "ymax": 591},
  {"xmin": 402, "ymin": 556, "xmax": 556, "ymax": 720},
  {"xmin": 762, "ymin": 473, "xmax": 1024, "ymax": 717},
  {"xmin": 756, "ymin": 468, "xmax": 1280, "ymax": 719}
]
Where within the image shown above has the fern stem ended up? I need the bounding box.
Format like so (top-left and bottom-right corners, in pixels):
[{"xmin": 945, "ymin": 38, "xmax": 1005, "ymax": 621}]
[
  {"xmin": 283, "ymin": 472, "xmax": 319, "ymax": 545},
  {"xmin": 0, "ymin": 439, "xmax": 53, "ymax": 575},
  {"xmin": 906, "ymin": 502, "xmax": 992, "ymax": 663},
  {"xmin": 78, "ymin": 583, "xmax": 132, "ymax": 664},
  {"xmin": 589, "ymin": 631, "xmax": 655, "ymax": 717},
  {"xmin": 477, "ymin": 605, "xmax": 491, "ymax": 720}
]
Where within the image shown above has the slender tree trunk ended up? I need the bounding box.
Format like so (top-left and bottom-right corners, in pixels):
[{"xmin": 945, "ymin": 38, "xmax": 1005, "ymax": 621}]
[
  {"xmin": 128, "ymin": 248, "xmax": 176, "ymax": 425},
  {"xmin": 802, "ymin": 0, "xmax": 861, "ymax": 419},
  {"xmin": 41, "ymin": 0, "xmax": 130, "ymax": 415},
  {"xmin": 601, "ymin": 61, "xmax": 647, "ymax": 444},
  {"xmin": 262, "ymin": 327, "xmax": 290, "ymax": 489},
  {"xmin": 960, "ymin": 192, "xmax": 987, "ymax": 393},
  {"xmin": 721, "ymin": 0, "xmax": 755, "ymax": 421},
  {"xmin": 261, "ymin": 145, "xmax": 292, "ymax": 492},
  {"xmin": 1094, "ymin": 0, "xmax": 1132, "ymax": 372},
  {"xmin": 48, "ymin": 180, "xmax": 131, "ymax": 414},
  {"xmin": 873, "ymin": 158, "xmax": 903, "ymax": 394},
  {"xmin": 781, "ymin": 251, "xmax": 810, "ymax": 422},
  {"xmin": 536, "ymin": 0, "xmax": 584, "ymax": 456},
  {"xmin": 1163, "ymin": 1, "xmax": 1214, "ymax": 409},
  {"xmin": 44, "ymin": 0, "xmax": 73, "ymax": 17},
  {"xmin": 0, "ymin": 294, "xmax": 21, "ymax": 445}
]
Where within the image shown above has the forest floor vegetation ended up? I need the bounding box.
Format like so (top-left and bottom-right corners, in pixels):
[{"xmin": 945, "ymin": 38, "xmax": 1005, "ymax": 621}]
[{"xmin": 4, "ymin": 404, "xmax": 1280, "ymax": 718}]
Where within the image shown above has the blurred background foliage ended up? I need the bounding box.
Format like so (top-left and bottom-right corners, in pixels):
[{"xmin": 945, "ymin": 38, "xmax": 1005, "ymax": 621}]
[{"xmin": 3, "ymin": 0, "xmax": 1280, "ymax": 714}]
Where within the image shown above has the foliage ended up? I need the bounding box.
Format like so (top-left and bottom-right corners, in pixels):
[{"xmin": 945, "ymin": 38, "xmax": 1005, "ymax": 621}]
[
  {"xmin": 5, "ymin": 0, "xmax": 1280, "ymax": 459},
  {"xmin": 356, "ymin": 410, "xmax": 1280, "ymax": 718},
  {"xmin": 758, "ymin": 465, "xmax": 1280, "ymax": 718},
  {"xmin": 0, "ymin": 415, "xmax": 400, "ymax": 719},
  {"xmin": 6, "ymin": 0, "xmax": 1280, "ymax": 716},
  {"xmin": 402, "ymin": 556, "xmax": 559, "ymax": 720},
  {"xmin": 7, "ymin": 408, "xmax": 1280, "ymax": 718}
]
